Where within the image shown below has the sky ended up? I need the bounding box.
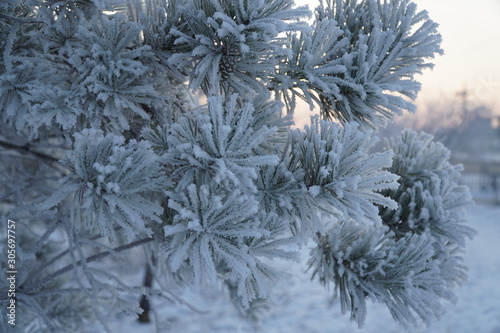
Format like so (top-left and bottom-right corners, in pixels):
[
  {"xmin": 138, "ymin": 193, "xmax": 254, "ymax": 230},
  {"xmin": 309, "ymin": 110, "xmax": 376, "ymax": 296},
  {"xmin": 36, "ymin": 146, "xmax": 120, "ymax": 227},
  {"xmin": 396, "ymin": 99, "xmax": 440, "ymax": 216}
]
[
  {"xmin": 413, "ymin": 0, "xmax": 500, "ymax": 111},
  {"xmin": 293, "ymin": 0, "xmax": 500, "ymax": 114}
]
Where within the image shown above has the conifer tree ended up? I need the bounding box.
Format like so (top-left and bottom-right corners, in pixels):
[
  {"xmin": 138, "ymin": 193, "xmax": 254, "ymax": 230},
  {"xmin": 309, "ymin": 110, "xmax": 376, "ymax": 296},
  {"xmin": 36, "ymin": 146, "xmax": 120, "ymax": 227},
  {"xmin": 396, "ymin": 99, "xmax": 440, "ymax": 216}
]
[{"xmin": 0, "ymin": 0, "xmax": 474, "ymax": 332}]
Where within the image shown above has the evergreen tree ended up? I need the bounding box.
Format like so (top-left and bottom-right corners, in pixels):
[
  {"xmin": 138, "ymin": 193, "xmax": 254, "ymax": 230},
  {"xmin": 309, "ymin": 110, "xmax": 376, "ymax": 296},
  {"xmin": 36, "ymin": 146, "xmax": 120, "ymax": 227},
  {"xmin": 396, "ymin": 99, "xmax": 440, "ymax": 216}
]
[{"xmin": 0, "ymin": 0, "xmax": 473, "ymax": 332}]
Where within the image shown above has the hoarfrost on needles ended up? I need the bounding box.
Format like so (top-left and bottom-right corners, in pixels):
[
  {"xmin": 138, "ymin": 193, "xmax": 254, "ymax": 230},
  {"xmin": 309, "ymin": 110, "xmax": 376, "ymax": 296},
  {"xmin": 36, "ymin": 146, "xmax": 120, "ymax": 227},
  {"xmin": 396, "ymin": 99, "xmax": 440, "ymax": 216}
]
[{"xmin": 0, "ymin": 0, "xmax": 474, "ymax": 331}]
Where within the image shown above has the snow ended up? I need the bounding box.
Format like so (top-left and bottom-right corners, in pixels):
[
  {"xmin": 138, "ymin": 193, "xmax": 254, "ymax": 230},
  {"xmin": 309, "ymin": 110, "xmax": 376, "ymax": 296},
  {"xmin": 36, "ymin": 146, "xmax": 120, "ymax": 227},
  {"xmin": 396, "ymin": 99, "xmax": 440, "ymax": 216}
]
[{"xmin": 100, "ymin": 203, "xmax": 500, "ymax": 333}]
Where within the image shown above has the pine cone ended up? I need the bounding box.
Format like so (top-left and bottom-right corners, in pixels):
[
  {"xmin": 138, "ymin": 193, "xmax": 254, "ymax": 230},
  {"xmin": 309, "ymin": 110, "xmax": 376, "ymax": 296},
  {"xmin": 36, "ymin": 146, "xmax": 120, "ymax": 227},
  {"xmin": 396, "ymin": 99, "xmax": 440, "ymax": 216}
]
[{"xmin": 219, "ymin": 54, "xmax": 236, "ymax": 81}]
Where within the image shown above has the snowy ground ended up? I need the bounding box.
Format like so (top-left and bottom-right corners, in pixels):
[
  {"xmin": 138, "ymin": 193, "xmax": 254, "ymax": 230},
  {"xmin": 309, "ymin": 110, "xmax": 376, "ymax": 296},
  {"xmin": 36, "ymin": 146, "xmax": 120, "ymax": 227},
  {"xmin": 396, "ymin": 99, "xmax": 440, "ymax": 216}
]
[{"xmin": 103, "ymin": 203, "xmax": 500, "ymax": 333}]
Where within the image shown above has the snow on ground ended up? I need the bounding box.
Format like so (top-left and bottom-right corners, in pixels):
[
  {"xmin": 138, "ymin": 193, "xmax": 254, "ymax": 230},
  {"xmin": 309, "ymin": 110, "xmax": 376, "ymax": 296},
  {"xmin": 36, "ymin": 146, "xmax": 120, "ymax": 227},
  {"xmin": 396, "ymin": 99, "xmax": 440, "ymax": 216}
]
[{"xmin": 103, "ymin": 203, "xmax": 500, "ymax": 333}]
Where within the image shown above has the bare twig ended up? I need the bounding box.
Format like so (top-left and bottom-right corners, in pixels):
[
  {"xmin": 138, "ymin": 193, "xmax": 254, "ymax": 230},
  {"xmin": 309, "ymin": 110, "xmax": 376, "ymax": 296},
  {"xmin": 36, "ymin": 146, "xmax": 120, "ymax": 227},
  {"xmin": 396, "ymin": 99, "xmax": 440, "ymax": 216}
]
[
  {"xmin": 25, "ymin": 225, "xmax": 126, "ymax": 284},
  {"xmin": 0, "ymin": 140, "xmax": 60, "ymax": 163},
  {"xmin": 23, "ymin": 237, "xmax": 155, "ymax": 294},
  {"xmin": 0, "ymin": 139, "xmax": 68, "ymax": 175}
]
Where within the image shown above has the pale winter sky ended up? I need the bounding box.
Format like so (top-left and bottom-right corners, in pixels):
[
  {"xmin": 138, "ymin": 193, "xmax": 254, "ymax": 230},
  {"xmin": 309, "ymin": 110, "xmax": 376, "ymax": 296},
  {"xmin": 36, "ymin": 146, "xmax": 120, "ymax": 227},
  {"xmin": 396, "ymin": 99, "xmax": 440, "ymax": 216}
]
[
  {"xmin": 294, "ymin": 0, "xmax": 500, "ymax": 113},
  {"xmin": 413, "ymin": 0, "xmax": 500, "ymax": 110}
]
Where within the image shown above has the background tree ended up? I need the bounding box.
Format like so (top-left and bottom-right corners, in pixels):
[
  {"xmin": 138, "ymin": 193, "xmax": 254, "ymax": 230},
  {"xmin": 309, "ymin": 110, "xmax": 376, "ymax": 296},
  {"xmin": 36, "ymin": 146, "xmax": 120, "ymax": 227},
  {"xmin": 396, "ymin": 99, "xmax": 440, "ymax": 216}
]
[
  {"xmin": 396, "ymin": 89, "xmax": 495, "ymax": 150},
  {"xmin": 0, "ymin": 0, "xmax": 474, "ymax": 332}
]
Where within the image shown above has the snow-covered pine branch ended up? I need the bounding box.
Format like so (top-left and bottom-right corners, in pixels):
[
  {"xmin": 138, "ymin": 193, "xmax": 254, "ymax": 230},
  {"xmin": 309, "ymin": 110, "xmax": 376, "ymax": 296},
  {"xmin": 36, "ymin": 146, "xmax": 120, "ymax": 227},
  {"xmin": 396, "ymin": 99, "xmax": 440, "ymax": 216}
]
[
  {"xmin": 283, "ymin": 117, "xmax": 399, "ymax": 237},
  {"xmin": 308, "ymin": 219, "xmax": 453, "ymax": 328},
  {"xmin": 167, "ymin": 0, "xmax": 310, "ymax": 95},
  {"xmin": 38, "ymin": 129, "xmax": 166, "ymax": 241},
  {"xmin": 275, "ymin": 0, "xmax": 443, "ymax": 127},
  {"xmin": 0, "ymin": 0, "xmax": 474, "ymax": 331},
  {"xmin": 379, "ymin": 129, "xmax": 476, "ymax": 286},
  {"xmin": 164, "ymin": 94, "xmax": 281, "ymax": 193},
  {"xmin": 308, "ymin": 129, "xmax": 476, "ymax": 328}
]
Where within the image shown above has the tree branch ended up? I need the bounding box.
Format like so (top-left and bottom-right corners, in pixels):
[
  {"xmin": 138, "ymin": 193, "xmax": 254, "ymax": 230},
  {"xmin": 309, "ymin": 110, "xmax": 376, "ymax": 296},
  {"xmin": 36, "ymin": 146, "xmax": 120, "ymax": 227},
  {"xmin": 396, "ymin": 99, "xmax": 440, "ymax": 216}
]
[
  {"xmin": 0, "ymin": 13, "xmax": 43, "ymax": 25},
  {"xmin": 0, "ymin": 140, "xmax": 61, "ymax": 163},
  {"xmin": 22, "ymin": 237, "xmax": 155, "ymax": 294},
  {"xmin": 24, "ymin": 225, "xmax": 127, "ymax": 285}
]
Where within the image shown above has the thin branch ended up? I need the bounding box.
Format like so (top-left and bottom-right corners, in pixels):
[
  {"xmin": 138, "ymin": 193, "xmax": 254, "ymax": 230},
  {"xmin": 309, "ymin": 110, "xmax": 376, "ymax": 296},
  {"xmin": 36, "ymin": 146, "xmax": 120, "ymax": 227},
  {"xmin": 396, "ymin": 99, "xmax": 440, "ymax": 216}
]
[
  {"xmin": 23, "ymin": 237, "xmax": 155, "ymax": 294},
  {"xmin": 0, "ymin": 140, "xmax": 68, "ymax": 175},
  {"xmin": 0, "ymin": 13, "xmax": 43, "ymax": 25},
  {"xmin": 155, "ymin": 289, "xmax": 210, "ymax": 314},
  {"xmin": 32, "ymin": 219, "xmax": 64, "ymax": 254},
  {"xmin": 24, "ymin": 226, "xmax": 125, "ymax": 284},
  {"xmin": 0, "ymin": 140, "xmax": 60, "ymax": 163}
]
